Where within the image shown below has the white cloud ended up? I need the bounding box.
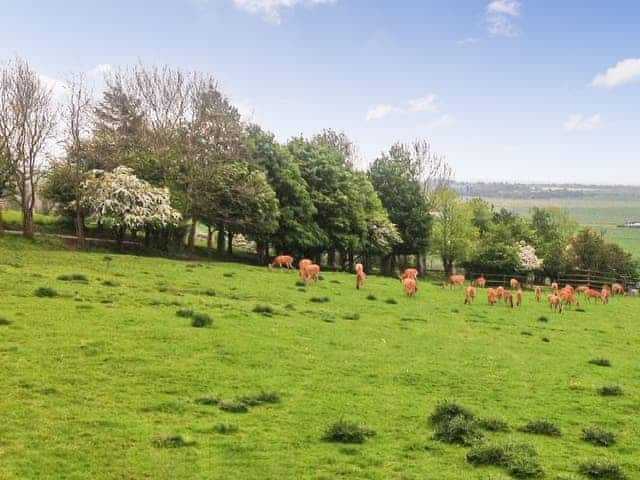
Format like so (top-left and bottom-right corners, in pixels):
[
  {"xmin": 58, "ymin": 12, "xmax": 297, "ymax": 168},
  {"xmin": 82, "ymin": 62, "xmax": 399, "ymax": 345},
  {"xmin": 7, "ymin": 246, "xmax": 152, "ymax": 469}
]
[
  {"xmin": 486, "ymin": 0, "xmax": 521, "ymax": 37},
  {"xmin": 563, "ymin": 113, "xmax": 602, "ymax": 132},
  {"xmin": 407, "ymin": 94, "xmax": 438, "ymax": 113},
  {"xmin": 419, "ymin": 114, "xmax": 454, "ymax": 129},
  {"xmin": 457, "ymin": 37, "xmax": 479, "ymax": 46},
  {"xmin": 234, "ymin": 98, "xmax": 257, "ymax": 122},
  {"xmin": 38, "ymin": 74, "xmax": 66, "ymax": 101},
  {"xmin": 233, "ymin": 0, "xmax": 336, "ymax": 24},
  {"xmin": 366, "ymin": 95, "xmax": 441, "ymax": 121},
  {"xmin": 591, "ymin": 58, "xmax": 640, "ymax": 88},
  {"xmin": 365, "ymin": 104, "xmax": 400, "ymax": 121},
  {"xmin": 87, "ymin": 63, "xmax": 113, "ymax": 78}
]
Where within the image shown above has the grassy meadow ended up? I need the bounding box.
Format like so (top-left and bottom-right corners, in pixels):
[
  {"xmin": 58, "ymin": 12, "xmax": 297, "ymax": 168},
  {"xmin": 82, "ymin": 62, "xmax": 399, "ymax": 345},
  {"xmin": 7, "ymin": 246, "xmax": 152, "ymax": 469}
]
[
  {"xmin": 484, "ymin": 197, "xmax": 640, "ymax": 258},
  {"xmin": 1, "ymin": 235, "xmax": 639, "ymax": 479}
]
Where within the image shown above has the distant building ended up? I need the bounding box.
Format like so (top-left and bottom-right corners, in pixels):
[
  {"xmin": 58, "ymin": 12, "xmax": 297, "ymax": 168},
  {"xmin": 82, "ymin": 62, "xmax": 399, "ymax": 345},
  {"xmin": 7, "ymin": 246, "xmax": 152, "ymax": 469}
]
[{"xmin": 619, "ymin": 221, "xmax": 640, "ymax": 228}]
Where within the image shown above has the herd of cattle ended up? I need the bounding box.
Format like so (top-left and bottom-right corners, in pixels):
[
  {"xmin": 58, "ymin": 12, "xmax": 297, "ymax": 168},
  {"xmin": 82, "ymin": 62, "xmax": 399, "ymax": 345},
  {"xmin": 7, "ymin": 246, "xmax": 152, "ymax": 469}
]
[{"xmin": 269, "ymin": 255, "xmax": 626, "ymax": 313}]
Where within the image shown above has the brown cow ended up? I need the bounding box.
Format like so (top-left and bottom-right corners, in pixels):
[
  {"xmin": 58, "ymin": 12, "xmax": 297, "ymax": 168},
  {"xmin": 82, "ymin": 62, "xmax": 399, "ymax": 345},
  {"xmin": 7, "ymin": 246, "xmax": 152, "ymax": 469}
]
[
  {"xmin": 464, "ymin": 286, "xmax": 476, "ymax": 304},
  {"xmin": 401, "ymin": 268, "xmax": 419, "ymax": 281},
  {"xmin": 448, "ymin": 274, "xmax": 465, "ymax": 287},
  {"xmin": 612, "ymin": 283, "xmax": 625, "ymax": 296},
  {"xmin": 402, "ymin": 277, "xmax": 417, "ymax": 297},
  {"xmin": 601, "ymin": 286, "xmax": 610, "ymax": 304},
  {"xmin": 534, "ymin": 285, "xmax": 542, "ymax": 302},
  {"xmin": 516, "ymin": 288, "xmax": 523, "ymax": 307},
  {"xmin": 355, "ymin": 263, "xmax": 364, "ymax": 274},
  {"xmin": 496, "ymin": 286, "xmax": 505, "ymax": 299},
  {"xmin": 564, "ymin": 284, "xmax": 574, "ymax": 295},
  {"xmin": 356, "ymin": 270, "xmax": 366, "ymax": 290},
  {"xmin": 584, "ymin": 288, "xmax": 603, "ymax": 303},
  {"xmin": 551, "ymin": 282, "xmax": 559, "ymax": 295},
  {"xmin": 503, "ymin": 291, "xmax": 514, "ymax": 308},
  {"xmin": 560, "ymin": 289, "xmax": 580, "ymax": 309},
  {"xmin": 510, "ymin": 278, "xmax": 520, "ymax": 290},
  {"xmin": 472, "ymin": 276, "xmax": 486, "ymax": 288},
  {"xmin": 487, "ymin": 288, "xmax": 497, "ymax": 306},
  {"xmin": 269, "ymin": 255, "xmax": 294, "ymax": 271},
  {"xmin": 298, "ymin": 259, "xmax": 312, "ymax": 279},
  {"xmin": 576, "ymin": 285, "xmax": 589, "ymax": 295},
  {"xmin": 303, "ymin": 264, "xmax": 321, "ymax": 283}
]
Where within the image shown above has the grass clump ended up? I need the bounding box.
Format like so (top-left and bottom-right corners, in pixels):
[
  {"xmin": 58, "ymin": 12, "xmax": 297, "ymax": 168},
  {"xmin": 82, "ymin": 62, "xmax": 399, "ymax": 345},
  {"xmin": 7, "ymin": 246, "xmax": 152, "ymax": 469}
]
[
  {"xmin": 57, "ymin": 273, "xmax": 88, "ymax": 282},
  {"xmin": 310, "ymin": 296, "xmax": 329, "ymax": 303},
  {"xmin": 223, "ymin": 272, "xmax": 234, "ymax": 278},
  {"xmin": 598, "ymin": 385, "xmax": 623, "ymax": 397},
  {"xmin": 213, "ymin": 423, "xmax": 239, "ymax": 434},
  {"xmin": 537, "ymin": 316, "xmax": 549, "ymax": 322},
  {"xmin": 176, "ymin": 309, "xmax": 194, "ymax": 318},
  {"xmin": 194, "ymin": 396, "xmax": 219, "ymax": 406},
  {"xmin": 589, "ymin": 357, "xmax": 611, "ymax": 367},
  {"xmin": 385, "ymin": 298, "xmax": 398, "ymax": 305},
  {"xmin": 429, "ymin": 401, "xmax": 481, "ymax": 446},
  {"xmin": 202, "ymin": 289, "xmax": 216, "ymax": 297},
  {"xmin": 519, "ymin": 419, "xmax": 561, "ymax": 437},
  {"xmin": 218, "ymin": 400, "xmax": 249, "ymax": 413},
  {"xmin": 152, "ymin": 434, "xmax": 195, "ymax": 448},
  {"xmin": 295, "ymin": 280, "xmax": 306, "ymax": 287},
  {"xmin": 322, "ymin": 420, "xmax": 376, "ymax": 444},
  {"xmin": 101, "ymin": 280, "xmax": 119, "ymax": 287},
  {"xmin": 366, "ymin": 294, "xmax": 377, "ymax": 301},
  {"xmin": 582, "ymin": 427, "xmax": 616, "ymax": 447},
  {"xmin": 343, "ymin": 313, "xmax": 360, "ymax": 320},
  {"xmin": 579, "ymin": 459, "xmax": 626, "ymax": 479},
  {"xmin": 237, "ymin": 391, "xmax": 280, "ymax": 406},
  {"xmin": 253, "ymin": 305, "xmax": 275, "ymax": 316},
  {"xmin": 477, "ymin": 417, "xmax": 510, "ymax": 432},
  {"xmin": 34, "ymin": 287, "xmax": 58, "ymax": 298},
  {"xmin": 190, "ymin": 313, "xmax": 213, "ymax": 328},
  {"xmin": 467, "ymin": 441, "xmax": 543, "ymax": 478},
  {"xmin": 0, "ymin": 317, "xmax": 11, "ymax": 326}
]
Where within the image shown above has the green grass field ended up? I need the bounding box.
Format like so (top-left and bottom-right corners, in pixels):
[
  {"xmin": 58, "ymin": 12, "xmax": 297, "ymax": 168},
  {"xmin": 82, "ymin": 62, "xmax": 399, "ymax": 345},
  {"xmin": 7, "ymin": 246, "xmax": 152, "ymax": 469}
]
[
  {"xmin": 485, "ymin": 197, "xmax": 640, "ymax": 258},
  {"xmin": 1, "ymin": 235, "xmax": 638, "ymax": 479}
]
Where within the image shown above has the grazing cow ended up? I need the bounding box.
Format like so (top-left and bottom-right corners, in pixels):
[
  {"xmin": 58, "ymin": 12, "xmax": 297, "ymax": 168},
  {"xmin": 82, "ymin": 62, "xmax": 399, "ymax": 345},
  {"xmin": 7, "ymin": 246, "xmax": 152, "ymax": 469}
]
[
  {"xmin": 298, "ymin": 259, "xmax": 312, "ymax": 279},
  {"xmin": 510, "ymin": 278, "xmax": 520, "ymax": 290},
  {"xmin": 402, "ymin": 277, "xmax": 417, "ymax": 297},
  {"xmin": 516, "ymin": 288, "xmax": 523, "ymax": 307},
  {"xmin": 560, "ymin": 289, "xmax": 580, "ymax": 309},
  {"xmin": 356, "ymin": 270, "xmax": 366, "ymax": 290},
  {"xmin": 269, "ymin": 255, "xmax": 294, "ymax": 271},
  {"xmin": 612, "ymin": 283, "xmax": 625, "ymax": 296},
  {"xmin": 401, "ymin": 268, "xmax": 419, "ymax": 281},
  {"xmin": 564, "ymin": 284, "xmax": 574, "ymax": 295},
  {"xmin": 472, "ymin": 276, "xmax": 486, "ymax": 288},
  {"xmin": 576, "ymin": 285, "xmax": 589, "ymax": 296},
  {"xmin": 601, "ymin": 286, "xmax": 610, "ymax": 304},
  {"xmin": 496, "ymin": 286, "xmax": 505, "ymax": 299},
  {"xmin": 464, "ymin": 286, "xmax": 476, "ymax": 304},
  {"xmin": 534, "ymin": 286, "xmax": 542, "ymax": 302},
  {"xmin": 303, "ymin": 264, "xmax": 321, "ymax": 283},
  {"xmin": 487, "ymin": 288, "xmax": 497, "ymax": 306},
  {"xmin": 448, "ymin": 274, "xmax": 465, "ymax": 287},
  {"xmin": 548, "ymin": 294, "xmax": 563, "ymax": 313},
  {"xmin": 584, "ymin": 288, "xmax": 603, "ymax": 303},
  {"xmin": 551, "ymin": 282, "xmax": 559, "ymax": 295},
  {"xmin": 503, "ymin": 291, "xmax": 514, "ymax": 308}
]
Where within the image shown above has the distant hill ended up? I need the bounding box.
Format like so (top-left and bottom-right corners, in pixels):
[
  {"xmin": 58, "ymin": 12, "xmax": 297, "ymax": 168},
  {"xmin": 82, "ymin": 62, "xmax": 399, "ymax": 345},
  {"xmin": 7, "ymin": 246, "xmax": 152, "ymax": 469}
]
[{"xmin": 452, "ymin": 182, "xmax": 640, "ymax": 200}]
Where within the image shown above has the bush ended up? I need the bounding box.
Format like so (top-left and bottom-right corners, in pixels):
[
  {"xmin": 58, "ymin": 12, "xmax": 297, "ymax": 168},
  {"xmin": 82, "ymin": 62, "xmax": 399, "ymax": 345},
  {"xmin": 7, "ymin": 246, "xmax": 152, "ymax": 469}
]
[
  {"xmin": 213, "ymin": 423, "xmax": 239, "ymax": 434},
  {"xmin": 0, "ymin": 317, "xmax": 11, "ymax": 326},
  {"xmin": 237, "ymin": 391, "xmax": 280, "ymax": 406},
  {"xmin": 194, "ymin": 396, "xmax": 219, "ymax": 406},
  {"xmin": 477, "ymin": 417, "xmax": 510, "ymax": 432},
  {"xmin": 57, "ymin": 273, "xmax": 88, "ymax": 282},
  {"xmin": 219, "ymin": 400, "xmax": 249, "ymax": 413},
  {"xmin": 579, "ymin": 459, "xmax": 626, "ymax": 479},
  {"xmin": 253, "ymin": 305, "xmax": 275, "ymax": 316},
  {"xmin": 34, "ymin": 287, "xmax": 58, "ymax": 298},
  {"xmin": 343, "ymin": 313, "xmax": 360, "ymax": 320},
  {"xmin": 537, "ymin": 316, "xmax": 549, "ymax": 322},
  {"xmin": 152, "ymin": 434, "xmax": 195, "ymax": 448},
  {"xmin": 385, "ymin": 298, "xmax": 398, "ymax": 305},
  {"xmin": 322, "ymin": 420, "xmax": 376, "ymax": 444},
  {"xmin": 598, "ymin": 385, "xmax": 623, "ymax": 397},
  {"xmin": 191, "ymin": 313, "xmax": 213, "ymax": 328},
  {"xmin": 429, "ymin": 401, "xmax": 474, "ymax": 426},
  {"xmin": 310, "ymin": 297, "xmax": 330, "ymax": 303},
  {"xmin": 589, "ymin": 357, "xmax": 611, "ymax": 367},
  {"xmin": 102, "ymin": 280, "xmax": 120, "ymax": 287},
  {"xmin": 366, "ymin": 294, "xmax": 377, "ymax": 301},
  {"xmin": 467, "ymin": 441, "xmax": 543, "ymax": 478},
  {"xmin": 519, "ymin": 419, "xmax": 561, "ymax": 437},
  {"xmin": 582, "ymin": 427, "xmax": 616, "ymax": 447},
  {"xmin": 429, "ymin": 401, "xmax": 481, "ymax": 446}
]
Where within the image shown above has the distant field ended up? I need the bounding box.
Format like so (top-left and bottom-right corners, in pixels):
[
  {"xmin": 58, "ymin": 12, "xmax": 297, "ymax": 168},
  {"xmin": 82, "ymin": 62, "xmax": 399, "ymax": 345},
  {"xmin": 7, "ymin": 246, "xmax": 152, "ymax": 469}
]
[{"xmin": 484, "ymin": 197, "xmax": 640, "ymax": 258}]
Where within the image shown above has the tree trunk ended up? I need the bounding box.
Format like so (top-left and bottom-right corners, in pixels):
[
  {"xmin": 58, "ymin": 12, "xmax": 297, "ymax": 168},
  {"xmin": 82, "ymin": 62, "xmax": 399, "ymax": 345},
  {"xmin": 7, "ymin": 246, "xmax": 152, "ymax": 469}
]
[
  {"xmin": 115, "ymin": 226, "xmax": 125, "ymax": 251},
  {"xmin": 22, "ymin": 207, "xmax": 34, "ymax": 239},
  {"xmin": 327, "ymin": 249, "xmax": 336, "ymax": 269},
  {"xmin": 348, "ymin": 248, "xmax": 354, "ymax": 272},
  {"xmin": 227, "ymin": 231, "xmax": 233, "ymax": 255},
  {"xmin": 75, "ymin": 198, "xmax": 84, "ymax": 247},
  {"xmin": 187, "ymin": 218, "xmax": 197, "ymax": 252},
  {"xmin": 0, "ymin": 204, "xmax": 4, "ymax": 236},
  {"xmin": 217, "ymin": 223, "xmax": 225, "ymax": 254},
  {"xmin": 206, "ymin": 225, "xmax": 213, "ymax": 250},
  {"xmin": 417, "ymin": 252, "xmax": 427, "ymax": 274},
  {"xmin": 443, "ymin": 258, "xmax": 453, "ymax": 277}
]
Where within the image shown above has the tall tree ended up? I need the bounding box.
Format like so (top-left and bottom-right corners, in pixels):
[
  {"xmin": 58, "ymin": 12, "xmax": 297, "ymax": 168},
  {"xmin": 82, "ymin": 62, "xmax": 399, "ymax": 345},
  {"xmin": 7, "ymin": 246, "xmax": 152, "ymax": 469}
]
[{"xmin": 0, "ymin": 57, "xmax": 56, "ymax": 238}]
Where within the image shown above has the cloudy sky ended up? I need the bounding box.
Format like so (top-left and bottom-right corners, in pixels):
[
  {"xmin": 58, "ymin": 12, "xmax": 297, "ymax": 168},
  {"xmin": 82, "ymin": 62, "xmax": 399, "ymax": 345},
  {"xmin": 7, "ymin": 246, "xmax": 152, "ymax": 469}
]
[{"xmin": 2, "ymin": 0, "xmax": 640, "ymax": 183}]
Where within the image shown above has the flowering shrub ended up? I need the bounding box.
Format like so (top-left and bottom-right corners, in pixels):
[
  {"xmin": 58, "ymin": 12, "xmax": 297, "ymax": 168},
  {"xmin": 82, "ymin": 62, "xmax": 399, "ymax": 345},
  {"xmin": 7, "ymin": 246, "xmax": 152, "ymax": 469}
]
[{"xmin": 517, "ymin": 241, "xmax": 543, "ymax": 271}]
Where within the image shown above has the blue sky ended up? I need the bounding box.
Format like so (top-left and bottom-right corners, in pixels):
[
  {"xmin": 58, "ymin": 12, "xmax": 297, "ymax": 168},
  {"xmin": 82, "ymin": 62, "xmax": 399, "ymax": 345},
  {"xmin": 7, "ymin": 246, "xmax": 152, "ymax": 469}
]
[{"xmin": 2, "ymin": 0, "xmax": 640, "ymax": 183}]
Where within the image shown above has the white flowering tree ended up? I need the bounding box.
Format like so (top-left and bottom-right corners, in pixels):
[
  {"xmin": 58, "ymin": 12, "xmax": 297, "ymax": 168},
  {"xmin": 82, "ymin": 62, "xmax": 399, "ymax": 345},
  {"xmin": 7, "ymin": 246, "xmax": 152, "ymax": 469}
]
[
  {"xmin": 517, "ymin": 240, "xmax": 543, "ymax": 271},
  {"xmin": 82, "ymin": 166, "xmax": 181, "ymax": 248}
]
